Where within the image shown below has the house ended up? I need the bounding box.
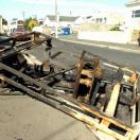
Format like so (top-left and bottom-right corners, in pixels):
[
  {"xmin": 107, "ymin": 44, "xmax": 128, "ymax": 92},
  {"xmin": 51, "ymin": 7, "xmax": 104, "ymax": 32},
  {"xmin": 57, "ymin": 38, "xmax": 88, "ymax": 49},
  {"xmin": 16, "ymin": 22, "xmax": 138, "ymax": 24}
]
[
  {"xmin": 0, "ymin": 15, "xmax": 2, "ymax": 33},
  {"xmin": 74, "ymin": 10, "xmax": 125, "ymax": 25},
  {"xmin": 9, "ymin": 19, "xmax": 24, "ymax": 33},
  {"xmin": 0, "ymin": 15, "xmax": 9, "ymax": 34},
  {"xmin": 126, "ymin": 0, "xmax": 140, "ymax": 30},
  {"xmin": 47, "ymin": 15, "xmax": 77, "ymax": 27},
  {"xmin": 126, "ymin": 0, "xmax": 140, "ymax": 41}
]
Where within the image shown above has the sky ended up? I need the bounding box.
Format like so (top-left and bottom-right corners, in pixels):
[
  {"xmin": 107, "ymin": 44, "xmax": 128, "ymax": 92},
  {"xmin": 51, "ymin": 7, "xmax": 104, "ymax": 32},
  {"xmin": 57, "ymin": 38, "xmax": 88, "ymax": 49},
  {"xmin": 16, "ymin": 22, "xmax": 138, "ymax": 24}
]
[{"xmin": 0, "ymin": 0, "xmax": 128, "ymax": 20}]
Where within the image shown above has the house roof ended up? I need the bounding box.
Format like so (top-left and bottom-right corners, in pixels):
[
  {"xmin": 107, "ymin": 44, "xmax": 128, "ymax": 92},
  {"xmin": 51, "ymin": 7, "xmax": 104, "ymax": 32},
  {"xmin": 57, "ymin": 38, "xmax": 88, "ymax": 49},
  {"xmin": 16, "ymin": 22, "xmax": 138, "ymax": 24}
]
[
  {"xmin": 126, "ymin": 0, "xmax": 140, "ymax": 7},
  {"xmin": 47, "ymin": 15, "xmax": 78, "ymax": 22}
]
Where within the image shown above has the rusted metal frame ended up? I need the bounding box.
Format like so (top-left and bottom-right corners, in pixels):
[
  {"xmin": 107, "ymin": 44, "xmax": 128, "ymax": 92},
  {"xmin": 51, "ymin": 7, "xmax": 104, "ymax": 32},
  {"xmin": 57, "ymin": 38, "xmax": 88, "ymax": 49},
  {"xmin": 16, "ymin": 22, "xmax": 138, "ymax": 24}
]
[
  {"xmin": 33, "ymin": 32, "xmax": 52, "ymax": 44},
  {"xmin": 83, "ymin": 50, "xmax": 128, "ymax": 71},
  {"xmin": 101, "ymin": 80, "xmax": 140, "ymax": 107},
  {"xmin": 0, "ymin": 65, "xmax": 138, "ymax": 139},
  {"xmin": 0, "ymin": 62, "xmax": 54, "ymax": 93},
  {"xmin": 1, "ymin": 75, "xmax": 137, "ymax": 140},
  {"xmin": 1, "ymin": 75, "xmax": 66, "ymax": 107},
  {"xmin": 130, "ymin": 76, "xmax": 140, "ymax": 125},
  {"xmin": 133, "ymin": 76, "xmax": 140, "ymax": 102},
  {"xmin": 13, "ymin": 32, "xmax": 35, "ymax": 40},
  {"xmin": 73, "ymin": 51, "xmax": 101, "ymax": 103},
  {"xmin": 73, "ymin": 51, "xmax": 86, "ymax": 98},
  {"xmin": 90, "ymin": 79, "xmax": 101, "ymax": 105},
  {"xmin": 0, "ymin": 37, "xmax": 16, "ymax": 51},
  {"xmin": 0, "ymin": 37, "xmax": 13, "ymax": 44},
  {"xmin": 1, "ymin": 75, "xmax": 82, "ymax": 113},
  {"xmin": 0, "ymin": 32, "xmax": 34, "ymax": 47},
  {"xmin": 85, "ymin": 71, "xmax": 95, "ymax": 103},
  {"xmin": 42, "ymin": 66, "xmax": 76, "ymax": 80},
  {"xmin": 64, "ymin": 98, "xmax": 138, "ymax": 140},
  {"xmin": 0, "ymin": 31, "xmax": 50, "ymax": 48},
  {"xmin": 0, "ymin": 61, "xmax": 66, "ymax": 97},
  {"xmin": 102, "ymin": 80, "xmax": 133, "ymax": 88},
  {"xmin": 0, "ymin": 48, "xmax": 139, "ymax": 138},
  {"xmin": 0, "ymin": 36, "xmax": 139, "ymax": 139},
  {"xmin": 52, "ymin": 85, "xmax": 74, "ymax": 93},
  {"xmin": 31, "ymin": 32, "xmax": 53, "ymax": 47},
  {"xmin": 52, "ymin": 87, "xmax": 138, "ymax": 138},
  {"xmin": 13, "ymin": 32, "xmax": 51, "ymax": 44},
  {"xmin": 0, "ymin": 36, "xmax": 51, "ymax": 61},
  {"xmin": 0, "ymin": 40, "xmax": 33, "ymax": 60},
  {"xmin": 136, "ymin": 100, "xmax": 140, "ymax": 122},
  {"xmin": 50, "ymin": 51, "xmax": 62, "ymax": 59},
  {"xmin": 58, "ymin": 94, "xmax": 133, "ymax": 131},
  {"xmin": 135, "ymin": 76, "xmax": 140, "ymax": 121},
  {"xmin": 77, "ymin": 51, "xmax": 140, "ymax": 78},
  {"xmin": 0, "ymin": 62, "xmax": 134, "ymax": 131}
]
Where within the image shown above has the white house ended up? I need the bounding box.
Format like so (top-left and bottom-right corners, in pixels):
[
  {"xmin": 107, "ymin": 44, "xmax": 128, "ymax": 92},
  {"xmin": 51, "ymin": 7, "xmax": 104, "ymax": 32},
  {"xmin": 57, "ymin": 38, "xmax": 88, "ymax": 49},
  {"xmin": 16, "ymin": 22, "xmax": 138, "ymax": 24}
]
[
  {"xmin": 74, "ymin": 16, "xmax": 93, "ymax": 25},
  {"xmin": 126, "ymin": 0, "xmax": 140, "ymax": 30},
  {"xmin": 8, "ymin": 19, "xmax": 24, "ymax": 33},
  {"xmin": 74, "ymin": 9, "xmax": 126, "ymax": 26},
  {"xmin": 125, "ymin": 0, "xmax": 140, "ymax": 42}
]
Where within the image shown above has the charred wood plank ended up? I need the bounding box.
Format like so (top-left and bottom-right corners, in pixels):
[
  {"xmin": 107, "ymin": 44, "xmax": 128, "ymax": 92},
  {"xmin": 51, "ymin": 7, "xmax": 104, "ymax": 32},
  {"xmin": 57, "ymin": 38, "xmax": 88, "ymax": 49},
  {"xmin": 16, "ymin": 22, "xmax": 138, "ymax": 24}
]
[
  {"xmin": 0, "ymin": 37, "xmax": 13, "ymax": 44},
  {"xmin": 0, "ymin": 62, "xmax": 134, "ymax": 131},
  {"xmin": 0, "ymin": 40, "xmax": 33, "ymax": 60},
  {"xmin": 105, "ymin": 83, "xmax": 121, "ymax": 117},
  {"xmin": 42, "ymin": 66, "xmax": 76, "ymax": 80},
  {"xmin": 2, "ymin": 75, "xmax": 138, "ymax": 140},
  {"xmin": 50, "ymin": 51, "xmax": 62, "ymax": 59},
  {"xmin": 0, "ymin": 62, "xmax": 54, "ymax": 93}
]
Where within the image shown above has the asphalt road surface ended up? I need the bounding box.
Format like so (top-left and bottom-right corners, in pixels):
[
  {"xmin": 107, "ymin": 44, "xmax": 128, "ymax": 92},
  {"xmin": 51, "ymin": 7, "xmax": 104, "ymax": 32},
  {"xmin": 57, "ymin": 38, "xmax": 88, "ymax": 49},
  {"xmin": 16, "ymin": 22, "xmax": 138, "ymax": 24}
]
[
  {"xmin": 53, "ymin": 39, "xmax": 140, "ymax": 72},
  {"xmin": 0, "ymin": 95, "xmax": 98, "ymax": 140}
]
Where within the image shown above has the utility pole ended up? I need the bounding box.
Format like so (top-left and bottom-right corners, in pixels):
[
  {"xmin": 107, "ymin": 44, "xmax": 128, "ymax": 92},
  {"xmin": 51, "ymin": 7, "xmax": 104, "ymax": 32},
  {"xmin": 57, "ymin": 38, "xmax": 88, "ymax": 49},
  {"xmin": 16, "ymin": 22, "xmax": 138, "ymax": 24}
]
[
  {"xmin": 55, "ymin": 0, "xmax": 59, "ymax": 38},
  {"xmin": 22, "ymin": 11, "xmax": 25, "ymax": 21},
  {"xmin": 0, "ymin": 15, "xmax": 3, "ymax": 34}
]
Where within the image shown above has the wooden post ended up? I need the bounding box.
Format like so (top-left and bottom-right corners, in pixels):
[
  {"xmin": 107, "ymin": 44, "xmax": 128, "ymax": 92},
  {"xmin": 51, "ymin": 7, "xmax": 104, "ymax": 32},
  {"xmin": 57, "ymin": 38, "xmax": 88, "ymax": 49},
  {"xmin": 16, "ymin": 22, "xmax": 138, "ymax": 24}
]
[{"xmin": 131, "ymin": 105, "xmax": 136, "ymax": 125}]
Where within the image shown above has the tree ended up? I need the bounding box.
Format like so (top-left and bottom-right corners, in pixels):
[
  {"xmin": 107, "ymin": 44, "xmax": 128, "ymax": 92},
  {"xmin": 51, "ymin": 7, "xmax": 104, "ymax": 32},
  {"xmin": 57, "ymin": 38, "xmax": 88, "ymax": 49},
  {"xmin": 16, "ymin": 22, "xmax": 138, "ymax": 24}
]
[{"xmin": 24, "ymin": 18, "xmax": 39, "ymax": 31}]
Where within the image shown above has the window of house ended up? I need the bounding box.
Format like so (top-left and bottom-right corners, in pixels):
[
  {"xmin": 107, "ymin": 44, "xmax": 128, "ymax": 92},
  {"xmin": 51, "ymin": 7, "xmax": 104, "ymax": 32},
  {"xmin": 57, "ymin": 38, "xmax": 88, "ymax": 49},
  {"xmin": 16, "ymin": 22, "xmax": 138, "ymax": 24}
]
[{"xmin": 132, "ymin": 10, "xmax": 140, "ymax": 18}]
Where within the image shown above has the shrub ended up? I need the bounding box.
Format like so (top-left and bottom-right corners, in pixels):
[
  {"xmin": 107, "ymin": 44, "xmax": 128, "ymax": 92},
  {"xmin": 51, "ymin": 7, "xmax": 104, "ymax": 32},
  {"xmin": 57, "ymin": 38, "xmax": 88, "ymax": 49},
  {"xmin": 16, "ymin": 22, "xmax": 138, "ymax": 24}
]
[{"xmin": 110, "ymin": 24, "xmax": 121, "ymax": 31}]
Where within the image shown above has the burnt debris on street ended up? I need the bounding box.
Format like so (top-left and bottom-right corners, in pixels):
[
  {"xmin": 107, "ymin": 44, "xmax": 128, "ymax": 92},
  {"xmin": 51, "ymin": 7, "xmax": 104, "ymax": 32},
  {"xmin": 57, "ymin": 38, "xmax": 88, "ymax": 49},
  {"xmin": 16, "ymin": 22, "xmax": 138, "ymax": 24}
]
[{"xmin": 0, "ymin": 32, "xmax": 140, "ymax": 140}]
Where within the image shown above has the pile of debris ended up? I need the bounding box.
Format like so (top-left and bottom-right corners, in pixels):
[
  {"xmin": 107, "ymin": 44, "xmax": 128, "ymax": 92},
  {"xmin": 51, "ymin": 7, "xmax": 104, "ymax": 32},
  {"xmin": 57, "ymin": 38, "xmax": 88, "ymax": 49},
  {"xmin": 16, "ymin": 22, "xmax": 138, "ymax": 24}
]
[{"xmin": 0, "ymin": 32, "xmax": 140, "ymax": 140}]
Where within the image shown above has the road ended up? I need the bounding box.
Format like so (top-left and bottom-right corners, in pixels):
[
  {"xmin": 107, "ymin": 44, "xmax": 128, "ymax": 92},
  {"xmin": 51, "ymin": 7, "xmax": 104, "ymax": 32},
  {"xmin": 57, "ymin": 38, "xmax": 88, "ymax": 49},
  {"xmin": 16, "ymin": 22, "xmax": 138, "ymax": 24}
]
[
  {"xmin": 0, "ymin": 95, "xmax": 97, "ymax": 140},
  {"xmin": 53, "ymin": 38, "xmax": 140, "ymax": 72}
]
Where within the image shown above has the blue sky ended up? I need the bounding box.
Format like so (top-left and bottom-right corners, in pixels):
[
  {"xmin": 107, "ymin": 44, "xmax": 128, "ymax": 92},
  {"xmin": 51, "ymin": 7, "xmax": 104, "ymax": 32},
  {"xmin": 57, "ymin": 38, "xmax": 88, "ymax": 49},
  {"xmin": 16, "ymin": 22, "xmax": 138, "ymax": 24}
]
[{"xmin": 0, "ymin": 0, "xmax": 128, "ymax": 20}]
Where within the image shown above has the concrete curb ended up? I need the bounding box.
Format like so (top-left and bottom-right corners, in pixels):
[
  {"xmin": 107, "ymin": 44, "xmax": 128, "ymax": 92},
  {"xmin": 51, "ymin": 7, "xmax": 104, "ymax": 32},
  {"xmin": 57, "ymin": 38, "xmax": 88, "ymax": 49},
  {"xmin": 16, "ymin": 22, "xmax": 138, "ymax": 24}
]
[{"xmin": 59, "ymin": 38, "xmax": 140, "ymax": 54}]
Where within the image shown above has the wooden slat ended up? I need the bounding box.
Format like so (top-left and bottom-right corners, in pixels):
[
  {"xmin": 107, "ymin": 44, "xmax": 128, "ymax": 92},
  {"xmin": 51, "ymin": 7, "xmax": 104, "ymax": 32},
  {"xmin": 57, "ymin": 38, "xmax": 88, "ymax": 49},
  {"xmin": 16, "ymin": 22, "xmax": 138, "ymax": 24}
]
[{"xmin": 105, "ymin": 83, "xmax": 121, "ymax": 117}]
